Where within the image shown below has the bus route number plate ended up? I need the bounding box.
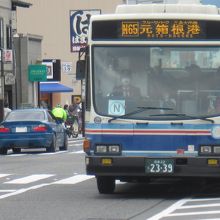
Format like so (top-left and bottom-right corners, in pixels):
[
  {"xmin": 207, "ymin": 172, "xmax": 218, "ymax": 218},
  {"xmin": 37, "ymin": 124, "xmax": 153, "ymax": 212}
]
[{"xmin": 145, "ymin": 159, "xmax": 174, "ymax": 174}]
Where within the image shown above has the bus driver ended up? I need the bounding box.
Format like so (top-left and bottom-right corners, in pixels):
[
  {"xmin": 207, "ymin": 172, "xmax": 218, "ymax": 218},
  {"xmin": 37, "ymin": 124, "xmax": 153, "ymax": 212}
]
[{"xmin": 111, "ymin": 70, "xmax": 141, "ymax": 98}]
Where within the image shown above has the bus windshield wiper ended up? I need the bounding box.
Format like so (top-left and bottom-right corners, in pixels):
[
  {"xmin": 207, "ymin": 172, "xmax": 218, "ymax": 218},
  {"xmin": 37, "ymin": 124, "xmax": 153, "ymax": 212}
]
[
  {"xmin": 108, "ymin": 106, "xmax": 173, "ymax": 123},
  {"xmin": 149, "ymin": 113, "xmax": 214, "ymax": 123}
]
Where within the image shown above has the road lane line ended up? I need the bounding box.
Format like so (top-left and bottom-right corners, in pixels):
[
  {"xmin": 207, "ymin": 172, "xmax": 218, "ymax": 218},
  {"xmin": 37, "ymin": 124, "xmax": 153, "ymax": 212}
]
[
  {"xmin": 179, "ymin": 203, "xmax": 220, "ymax": 209},
  {"xmin": 167, "ymin": 210, "xmax": 220, "ymax": 217},
  {"xmin": 4, "ymin": 174, "xmax": 55, "ymax": 184},
  {"xmin": 69, "ymin": 150, "xmax": 84, "ymax": 154},
  {"xmin": 52, "ymin": 174, "xmax": 94, "ymax": 184},
  {"xmin": 0, "ymin": 183, "xmax": 51, "ymax": 200},
  {"xmin": 185, "ymin": 198, "xmax": 220, "ymax": 202},
  {"xmin": 40, "ymin": 151, "xmax": 66, "ymax": 156},
  {"xmin": 147, "ymin": 198, "xmax": 190, "ymax": 220},
  {"xmin": 0, "ymin": 174, "xmax": 94, "ymax": 200},
  {"xmin": 0, "ymin": 174, "xmax": 11, "ymax": 178},
  {"xmin": 0, "ymin": 190, "xmax": 16, "ymax": 193}
]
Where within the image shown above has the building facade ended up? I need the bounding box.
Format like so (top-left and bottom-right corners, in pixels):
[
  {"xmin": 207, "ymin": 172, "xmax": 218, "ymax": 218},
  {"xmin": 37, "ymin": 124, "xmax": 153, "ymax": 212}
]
[
  {"xmin": 14, "ymin": 0, "xmax": 220, "ymax": 110},
  {"xmin": 16, "ymin": 0, "xmax": 126, "ymax": 109},
  {"xmin": 0, "ymin": 0, "xmax": 32, "ymax": 120}
]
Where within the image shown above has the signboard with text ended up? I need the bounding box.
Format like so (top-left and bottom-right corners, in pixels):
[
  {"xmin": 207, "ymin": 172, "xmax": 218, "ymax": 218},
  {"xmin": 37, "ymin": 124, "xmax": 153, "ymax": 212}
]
[
  {"xmin": 42, "ymin": 59, "xmax": 61, "ymax": 81},
  {"xmin": 70, "ymin": 9, "xmax": 101, "ymax": 52},
  {"xmin": 92, "ymin": 19, "xmax": 220, "ymax": 40},
  {"xmin": 121, "ymin": 20, "xmax": 203, "ymax": 39},
  {"xmin": 28, "ymin": 65, "xmax": 47, "ymax": 82}
]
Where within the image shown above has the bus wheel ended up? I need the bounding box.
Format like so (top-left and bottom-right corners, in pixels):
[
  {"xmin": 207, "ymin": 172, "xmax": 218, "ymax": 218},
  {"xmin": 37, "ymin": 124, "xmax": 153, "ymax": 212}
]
[
  {"xmin": 0, "ymin": 148, "xmax": 7, "ymax": 155},
  {"xmin": 96, "ymin": 176, "xmax": 115, "ymax": 194}
]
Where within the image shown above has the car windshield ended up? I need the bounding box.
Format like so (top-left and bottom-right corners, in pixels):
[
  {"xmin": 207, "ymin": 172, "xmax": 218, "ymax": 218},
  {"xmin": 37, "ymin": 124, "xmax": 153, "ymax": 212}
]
[
  {"xmin": 93, "ymin": 46, "xmax": 220, "ymax": 120},
  {"xmin": 6, "ymin": 111, "xmax": 46, "ymax": 121}
]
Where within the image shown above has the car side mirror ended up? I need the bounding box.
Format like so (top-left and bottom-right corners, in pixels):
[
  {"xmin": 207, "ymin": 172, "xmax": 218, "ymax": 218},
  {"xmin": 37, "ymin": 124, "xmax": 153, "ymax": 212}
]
[{"xmin": 76, "ymin": 60, "xmax": 85, "ymax": 80}]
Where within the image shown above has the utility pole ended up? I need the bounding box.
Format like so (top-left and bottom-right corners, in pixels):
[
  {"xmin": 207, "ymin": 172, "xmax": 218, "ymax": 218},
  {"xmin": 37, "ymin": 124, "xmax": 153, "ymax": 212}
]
[{"xmin": 0, "ymin": 48, "xmax": 4, "ymax": 121}]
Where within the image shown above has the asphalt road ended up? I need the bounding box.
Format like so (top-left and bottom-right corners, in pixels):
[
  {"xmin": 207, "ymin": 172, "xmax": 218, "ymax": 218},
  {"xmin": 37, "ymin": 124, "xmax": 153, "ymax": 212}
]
[{"xmin": 1, "ymin": 137, "xmax": 220, "ymax": 220}]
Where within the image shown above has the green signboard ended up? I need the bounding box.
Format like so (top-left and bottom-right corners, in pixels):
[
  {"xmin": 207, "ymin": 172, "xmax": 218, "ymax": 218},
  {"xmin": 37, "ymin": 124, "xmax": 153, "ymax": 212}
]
[{"xmin": 28, "ymin": 65, "xmax": 47, "ymax": 82}]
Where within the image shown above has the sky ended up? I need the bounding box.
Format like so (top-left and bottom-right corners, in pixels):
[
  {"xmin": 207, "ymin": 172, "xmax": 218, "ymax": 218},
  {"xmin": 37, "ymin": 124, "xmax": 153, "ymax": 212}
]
[{"xmin": 202, "ymin": 0, "xmax": 220, "ymax": 7}]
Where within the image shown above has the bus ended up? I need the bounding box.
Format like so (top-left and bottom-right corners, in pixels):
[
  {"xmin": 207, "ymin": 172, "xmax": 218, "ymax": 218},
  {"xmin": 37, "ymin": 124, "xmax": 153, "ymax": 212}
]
[{"xmin": 77, "ymin": 0, "xmax": 220, "ymax": 194}]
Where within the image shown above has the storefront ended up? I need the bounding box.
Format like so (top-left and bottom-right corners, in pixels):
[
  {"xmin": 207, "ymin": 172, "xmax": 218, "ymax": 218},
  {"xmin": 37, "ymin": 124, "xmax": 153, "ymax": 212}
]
[{"xmin": 40, "ymin": 81, "xmax": 73, "ymax": 109}]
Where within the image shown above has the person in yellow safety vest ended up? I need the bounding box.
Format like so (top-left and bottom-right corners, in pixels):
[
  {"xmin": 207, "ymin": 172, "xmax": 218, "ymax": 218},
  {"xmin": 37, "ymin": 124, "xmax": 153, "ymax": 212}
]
[{"xmin": 52, "ymin": 104, "xmax": 67, "ymax": 123}]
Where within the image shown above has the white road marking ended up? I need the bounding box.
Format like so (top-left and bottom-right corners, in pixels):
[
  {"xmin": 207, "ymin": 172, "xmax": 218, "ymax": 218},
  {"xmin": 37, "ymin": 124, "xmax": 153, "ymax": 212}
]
[
  {"xmin": 7, "ymin": 154, "xmax": 27, "ymax": 157},
  {"xmin": 52, "ymin": 174, "xmax": 94, "ymax": 184},
  {"xmin": 40, "ymin": 151, "xmax": 66, "ymax": 156},
  {"xmin": 179, "ymin": 203, "xmax": 220, "ymax": 209},
  {"xmin": 69, "ymin": 150, "xmax": 84, "ymax": 154},
  {"xmin": 0, "ymin": 190, "xmax": 16, "ymax": 193},
  {"xmin": 200, "ymin": 219, "xmax": 220, "ymax": 220},
  {"xmin": 0, "ymin": 183, "xmax": 51, "ymax": 200},
  {"xmin": 0, "ymin": 174, "xmax": 11, "ymax": 178},
  {"xmin": 0, "ymin": 174, "xmax": 94, "ymax": 200},
  {"xmin": 147, "ymin": 198, "xmax": 190, "ymax": 220},
  {"xmin": 167, "ymin": 210, "xmax": 220, "ymax": 217},
  {"xmin": 4, "ymin": 174, "xmax": 55, "ymax": 184},
  {"xmin": 148, "ymin": 197, "xmax": 220, "ymax": 219}
]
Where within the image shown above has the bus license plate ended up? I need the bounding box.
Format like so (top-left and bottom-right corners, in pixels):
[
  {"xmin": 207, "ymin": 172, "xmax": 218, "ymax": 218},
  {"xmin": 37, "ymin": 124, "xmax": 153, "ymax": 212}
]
[{"xmin": 145, "ymin": 159, "xmax": 174, "ymax": 174}]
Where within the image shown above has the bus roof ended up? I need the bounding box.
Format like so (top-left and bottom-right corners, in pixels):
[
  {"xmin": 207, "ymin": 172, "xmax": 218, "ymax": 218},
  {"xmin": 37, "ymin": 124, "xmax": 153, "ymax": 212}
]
[
  {"xmin": 116, "ymin": 2, "xmax": 219, "ymax": 15},
  {"xmin": 90, "ymin": 1, "xmax": 220, "ymax": 22}
]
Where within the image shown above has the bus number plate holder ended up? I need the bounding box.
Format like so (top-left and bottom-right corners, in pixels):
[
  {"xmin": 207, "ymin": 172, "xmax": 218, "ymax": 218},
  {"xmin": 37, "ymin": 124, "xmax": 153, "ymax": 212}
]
[{"xmin": 145, "ymin": 159, "xmax": 174, "ymax": 174}]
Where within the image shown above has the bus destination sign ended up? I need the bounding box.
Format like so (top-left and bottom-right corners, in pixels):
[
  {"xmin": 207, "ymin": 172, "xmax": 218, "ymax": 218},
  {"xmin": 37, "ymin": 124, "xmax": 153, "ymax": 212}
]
[{"xmin": 121, "ymin": 20, "xmax": 204, "ymax": 39}]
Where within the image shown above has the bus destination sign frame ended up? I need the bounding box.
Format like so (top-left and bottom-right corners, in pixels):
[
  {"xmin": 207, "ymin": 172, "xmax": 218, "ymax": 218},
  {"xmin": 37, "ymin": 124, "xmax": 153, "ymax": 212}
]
[
  {"xmin": 92, "ymin": 19, "xmax": 220, "ymax": 40},
  {"xmin": 121, "ymin": 20, "xmax": 204, "ymax": 40}
]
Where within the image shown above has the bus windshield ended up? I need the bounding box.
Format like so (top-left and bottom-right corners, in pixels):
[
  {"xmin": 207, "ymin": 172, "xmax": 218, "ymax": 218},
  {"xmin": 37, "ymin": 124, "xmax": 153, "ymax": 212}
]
[{"xmin": 93, "ymin": 46, "xmax": 220, "ymax": 120}]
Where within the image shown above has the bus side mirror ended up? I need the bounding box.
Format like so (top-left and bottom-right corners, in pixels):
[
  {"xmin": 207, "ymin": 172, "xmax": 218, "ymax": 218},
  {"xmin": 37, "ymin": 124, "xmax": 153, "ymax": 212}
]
[{"xmin": 76, "ymin": 60, "xmax": 86, "ymax": 80}]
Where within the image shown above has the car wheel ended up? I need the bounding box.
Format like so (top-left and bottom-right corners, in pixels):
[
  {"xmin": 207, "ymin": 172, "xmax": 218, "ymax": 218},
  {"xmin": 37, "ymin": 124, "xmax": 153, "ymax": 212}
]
[
  {"xmin": 0, "ymin": 148, "xmax": 8, "ymax": 155},
  {"xmin": 12, "ymin": 148, "xmax": 21, "ymax": 154},
  {"xmin": 46, "ymin": 134, "xmax": 56, "ymax": 153},
  {"xmin": 96, "ymin": 176, "xmax": 115, "ymax": 194},
  {"xmin": 60, "ymin": 134, "xmax": 68, "ymax": 151}
]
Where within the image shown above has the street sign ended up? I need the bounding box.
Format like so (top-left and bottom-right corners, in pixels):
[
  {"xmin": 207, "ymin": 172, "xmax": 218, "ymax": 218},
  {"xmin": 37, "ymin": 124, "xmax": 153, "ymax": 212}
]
[
  {"xmin": 28, "ymin": 65, "xmax": 47, "ymax": 82},
  {"xmin": 5, "ymin": 73, "xmax": 15, "ymax": 85},
  {"xmin": 3, "ymin": 50, "xmax": 13, "ymax": 62}
]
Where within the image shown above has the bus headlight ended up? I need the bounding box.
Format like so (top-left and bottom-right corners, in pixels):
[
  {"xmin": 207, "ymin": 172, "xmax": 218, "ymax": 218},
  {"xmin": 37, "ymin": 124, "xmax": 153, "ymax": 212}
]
[
  {"xmin": 109, "ymin": 145, "xmax": 120, "ymax": 153},
  {"xmin": 95, "ymin": 144, "xmax": 121, "ymax": 155},
  {"xmin": 200, "ymin": 145, "xmax": 212, "ymax": 154},
  {"xmin": 96, "ymin": 145, "xmax": 107, "ymax": 153},
  {"xmin": 214, "ymin": 146, "xmax": 220, "ymax": 154}
]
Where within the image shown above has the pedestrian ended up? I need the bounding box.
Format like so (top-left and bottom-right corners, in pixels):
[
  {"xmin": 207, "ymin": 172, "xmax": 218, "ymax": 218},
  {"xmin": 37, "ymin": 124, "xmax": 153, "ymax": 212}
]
[
  {"xmin": 63, "ymin": 104, "xmax": 69, "ymax": 117},
  {"xmin": 51, "ymin": 104, "xmax": 67, "ymax": 123},
  {"xmin": 4, "ymin": 102, "xmax": 11, "ymax": 119}
]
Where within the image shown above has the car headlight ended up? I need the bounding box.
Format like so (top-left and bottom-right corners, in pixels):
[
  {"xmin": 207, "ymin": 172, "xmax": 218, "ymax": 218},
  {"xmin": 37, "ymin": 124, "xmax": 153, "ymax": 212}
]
[
  {"xmin": 200, "ymin": 146, "xmax": 212, "ymax": 154},
  {"xmin": 95, "ymin": 145, "xmax": 108, "ymax": 153}
]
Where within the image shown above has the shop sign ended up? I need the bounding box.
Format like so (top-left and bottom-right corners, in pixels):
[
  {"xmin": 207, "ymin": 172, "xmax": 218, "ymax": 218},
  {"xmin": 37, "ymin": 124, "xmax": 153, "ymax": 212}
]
[
  {"xmin": 28, "ymin": 65, "xmax": 47, "ymax": 82},
  {"xmin": 70, "ymin": 9, "xmax": 101, "ymax": 52}
]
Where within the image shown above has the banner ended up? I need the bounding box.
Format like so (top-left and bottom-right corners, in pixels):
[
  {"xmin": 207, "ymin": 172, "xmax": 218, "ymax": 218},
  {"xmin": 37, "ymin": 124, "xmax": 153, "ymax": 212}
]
[{"xmin": 70, "ymin": 9, "xmax": 101, "ymax": 52}]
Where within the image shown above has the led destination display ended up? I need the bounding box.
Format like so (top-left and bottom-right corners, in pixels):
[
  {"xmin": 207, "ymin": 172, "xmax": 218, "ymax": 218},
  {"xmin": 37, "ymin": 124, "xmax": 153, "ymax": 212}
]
[
  {"xmin": 121, "ymin": 20, "xmax": 203, "ymax": 39},
  {"xmin": 92, "ymin": 19, "xmax": 220, "ymax": 40}
]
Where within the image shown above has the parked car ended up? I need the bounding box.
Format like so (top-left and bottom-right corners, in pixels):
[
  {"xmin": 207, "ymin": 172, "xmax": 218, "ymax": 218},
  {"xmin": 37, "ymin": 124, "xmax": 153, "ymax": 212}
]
[{"xmin": 0, "ymin": 108, "xmax": 68, "ymax": 155}]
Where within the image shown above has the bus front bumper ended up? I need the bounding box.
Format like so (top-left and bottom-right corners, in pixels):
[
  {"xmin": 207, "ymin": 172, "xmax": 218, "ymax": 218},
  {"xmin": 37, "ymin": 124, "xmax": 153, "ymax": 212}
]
[{"xmin": 86, "ymin": 156, "xmax": 220, "ymax": 177}]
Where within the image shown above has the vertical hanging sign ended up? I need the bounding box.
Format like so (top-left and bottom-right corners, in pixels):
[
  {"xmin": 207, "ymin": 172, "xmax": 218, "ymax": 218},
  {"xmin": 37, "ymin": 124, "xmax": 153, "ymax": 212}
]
[{"xmin": 70, "ymin": 9, "xmax": 101, "ymax": 52}]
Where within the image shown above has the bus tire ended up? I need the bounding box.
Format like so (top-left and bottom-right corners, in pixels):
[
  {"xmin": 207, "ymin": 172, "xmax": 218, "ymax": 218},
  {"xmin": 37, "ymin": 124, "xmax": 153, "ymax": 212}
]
[
  {"xmin": 96, "ymin": 176, "xmax": 115, "ymax": 194},
  {"xmin": 0, "ymin": 148, "xmax": 7, "ymax": 155}
]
